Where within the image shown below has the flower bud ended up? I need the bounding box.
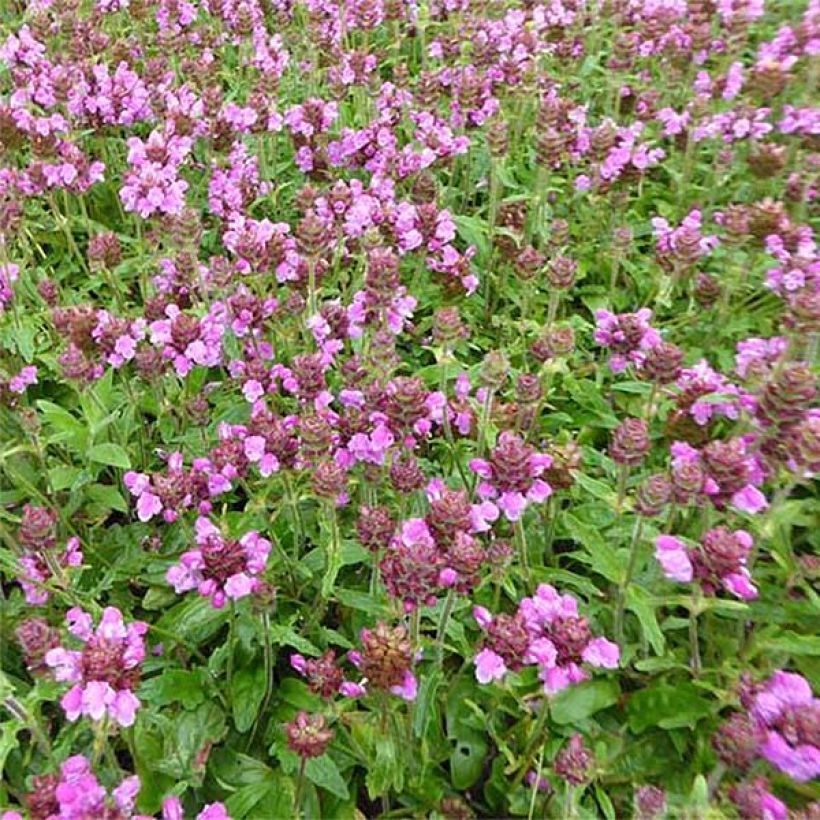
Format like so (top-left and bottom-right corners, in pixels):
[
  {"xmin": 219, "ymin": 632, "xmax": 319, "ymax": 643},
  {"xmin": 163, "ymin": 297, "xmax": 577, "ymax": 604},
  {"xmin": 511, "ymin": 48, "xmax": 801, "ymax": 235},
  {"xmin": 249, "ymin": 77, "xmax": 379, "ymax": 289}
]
[
  {"xmin": 286, "ymin": 712, "xmax": 334, "ymax": 759},
  {"xmin": 547, "ymin": 255, "xmax": 577, "ymax": 289},
  {"xmin": 479, "ymin": 350, "xmax": 510, "ymax": 391},
  {"xmin": 610, "ymin": 418, "xmax": 650, "ymax": 466},
  {"xmin": 643, "ymin": 341, "xmax": 684, "ymax": 384},
  {"xmin": 635, "ymin": 474, "xmax": 672, "ymax": 517},
  {"xmin": 634, "ymin": 786, "xmax": 667, "ymax": 820},
  {"xmin": 554, "ymin": 734, "xmax": 594, "ymax": 786},
  {"xmin": 356, "ymin": 506, "xmax": 396, "ymax": 552}
]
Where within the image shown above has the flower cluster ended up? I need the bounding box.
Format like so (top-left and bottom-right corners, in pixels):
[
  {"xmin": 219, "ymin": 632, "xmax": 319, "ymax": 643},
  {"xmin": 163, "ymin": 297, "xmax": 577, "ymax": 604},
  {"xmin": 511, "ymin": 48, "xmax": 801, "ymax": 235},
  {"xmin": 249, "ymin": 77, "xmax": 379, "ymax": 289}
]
[
  {"xmin": 0, "ymin": 755, "xmax": 229, "ymax": 820},
  {"xmin": 44, "ymin": 607, "xmax": 147, "ymax": 727},
  {"xmin": 655, "ymin": 527, "xmax": 757, "ymax": 600},
  {"xmin": 166, "ymin": 517, "xmax": 272, "ymax": 608},
  {"xmin": 473, "ymin": 584, "xmax": 619, "ymax": 694}
]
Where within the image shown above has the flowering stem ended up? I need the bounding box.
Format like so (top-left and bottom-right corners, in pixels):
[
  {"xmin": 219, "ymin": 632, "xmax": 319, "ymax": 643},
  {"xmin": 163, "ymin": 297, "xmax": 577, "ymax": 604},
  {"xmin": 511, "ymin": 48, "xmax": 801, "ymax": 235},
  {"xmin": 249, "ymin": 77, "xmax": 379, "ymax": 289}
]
[
  {"xmin": 614, "ymin": 516, "xmax": 643, "ymax": 645},
  {"xmin": 615, "ymin": 464, "xmax": 630, "ymax": 513},
  {"xmin": 515, "ymin": 517, "xmax": 530, "ymax": 581},
  {"xmin": 247, "ymin": 612, "xmax": 274, "ymax": 751},
  {"xmin": 307, "ymin": 257, "xmax": 317, "ymax": 321},
  {"xmin": 527, "ymin": 748, "xmax": 545, "ymax": 820},
  {"xmin": 546, "ymin": 290, "xmax": 560, "ymax": 327},
  {"xmin": 472, "ymin": 389, "xmax": 495, "ymax": 493},
  {"xmin": 563, "ymin": 783, "xmax": 579, "ymax": 819},
  {"xmin": 227, "ymin": 602, "xmax": 237, "ymax": 692},
  {"xmin": 293, "ymin": 756, "xmax": 307, "ymax": 818},
  {"xmin": 689, "ymin": 585, "xmax": 702, "ymax": 678},
  {"xmin": 511, "ymin": 700, "xmax": 550, "ymax": 791},
  {"xmin": 410, "ymin": 605, "xmax": 421, "ymax": 647},
  {"xmin": 321, "ymin": 503, "xmax": 342, "ymax": 598},
  {"xmin": 439, "ymin": 363, "xmax": 469, "ymax": 489},
  {"xmin": 283, "ymin": 473, "xmax": 305, "ymax": 554},
  {"xmin": 541, "ymin": 496, "xmax": 558, "ymax": 565},
  {"xmin": 435, "ymin": 588, "xmax": 456, "ymax": 666}
]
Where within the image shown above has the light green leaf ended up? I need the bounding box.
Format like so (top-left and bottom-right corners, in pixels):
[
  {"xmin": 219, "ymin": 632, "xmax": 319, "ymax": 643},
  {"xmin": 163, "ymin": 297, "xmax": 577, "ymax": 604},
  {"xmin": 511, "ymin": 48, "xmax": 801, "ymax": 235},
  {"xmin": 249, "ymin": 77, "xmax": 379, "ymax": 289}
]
[{"xmin": 88, "ymin": 442, "xmax": 131, "ymax": 469}]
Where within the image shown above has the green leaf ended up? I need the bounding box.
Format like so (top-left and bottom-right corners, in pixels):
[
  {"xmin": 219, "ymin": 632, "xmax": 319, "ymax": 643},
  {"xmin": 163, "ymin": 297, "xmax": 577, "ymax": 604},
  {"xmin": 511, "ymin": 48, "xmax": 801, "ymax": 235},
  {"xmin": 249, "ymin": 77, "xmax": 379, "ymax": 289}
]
[
  {"xmin": 450, "ymin": 729, "xmax": 488, "ymax": 790},
  {"xmin": 366, "ymin": 735, "xmax": 404, "ymax": 798},
  {"xmin": 333, "ymin": 588, "xmax": 392, "ymax": 617},
  {"xmin": 761, "ymin": 631, "xmax": 820, "ymax": 656},
  {"xmin": 626, "ymin": 586, "xmax": 665, "ymax": 655},
  {"xmin": 155, "ymin": 596, "xmax": 228, "ymax": 646},
  {"xmin": 232, "ymin": 663, "xmax": 267, "ymax": 733},
  {"xmin": 224, "ymin": 782, "xmax": 276, "ymax": 818},
  {"xmin": 305, "ymin": 755, "xmax": 350, "ymax": 800},
  {"xmin": 413, "ymin": 668, "xmax": 442, "ymax": 738},
  {"xmin": 626, "ymin": 683, "xmax": 713, "ymax": 733},
  {"xmin": 563, "ymin": 513, "xmax": 623, "ymax": 583},
  {"xmin": 139, "ymin": 670, "xmax": 206, "ymax": 709},
  {"xmin": 269, "ymin": 624, "xmax": 321, "ymax": 657},
  {"xmin": 36, "ymin": 400, "xmax": 88, "ymax": 451},
  {"xmin": 0, "ymin": 718, "xmax": 23, "ymax": 780},
  {"xmin": 551, "ymin": 679, "xmax": 620, "ymax": 725},
  {"xmin": 88, "ymin": 442, "xmax": 131, "ymax": 469},
  {"xmin": 84, "ymin": 483, "xmax": 129, "ymax": 513}
]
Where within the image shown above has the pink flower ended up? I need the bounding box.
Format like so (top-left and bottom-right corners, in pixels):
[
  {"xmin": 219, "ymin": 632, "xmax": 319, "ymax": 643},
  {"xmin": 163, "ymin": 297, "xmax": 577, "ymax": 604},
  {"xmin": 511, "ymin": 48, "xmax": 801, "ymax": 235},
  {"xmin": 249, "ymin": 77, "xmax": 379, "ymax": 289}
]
[
  {"xmin": 474, "ymin": 585, "xmax": 619, "ymax": 693},
  {"xmin": 655, "ymin": 535, "xmax": 694, "ymax": 582},
  {"xmin": 165, "ymin": 518, "xmax": 271, "ymax": 608},
  {"xmin": 45, "ymin": 607, "xmax": 146, "ymax": 727},
  {"xmin": 752, "ymin": 672, "xmax": 820, "ymax": 782},
  {"xmin": 474, "ymin": 648, "xmax": 507, "ymax": 683}
]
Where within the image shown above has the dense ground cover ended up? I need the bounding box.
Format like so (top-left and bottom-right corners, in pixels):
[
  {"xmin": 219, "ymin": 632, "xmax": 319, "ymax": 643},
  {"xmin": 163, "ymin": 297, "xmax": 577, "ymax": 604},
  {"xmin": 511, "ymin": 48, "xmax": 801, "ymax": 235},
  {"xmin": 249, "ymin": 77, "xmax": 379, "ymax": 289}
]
[{"xmin": 0, "ymin": 0, "xmax": 818, "ymax": 816}]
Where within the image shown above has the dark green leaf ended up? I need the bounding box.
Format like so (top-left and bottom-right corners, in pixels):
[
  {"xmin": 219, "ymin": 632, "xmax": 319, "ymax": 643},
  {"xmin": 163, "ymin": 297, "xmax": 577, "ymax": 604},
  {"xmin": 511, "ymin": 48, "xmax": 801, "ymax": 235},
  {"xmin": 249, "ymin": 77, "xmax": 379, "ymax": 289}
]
[{"xmin": 305, "ymin": 755, "xmax": 350, "ymax": 800}]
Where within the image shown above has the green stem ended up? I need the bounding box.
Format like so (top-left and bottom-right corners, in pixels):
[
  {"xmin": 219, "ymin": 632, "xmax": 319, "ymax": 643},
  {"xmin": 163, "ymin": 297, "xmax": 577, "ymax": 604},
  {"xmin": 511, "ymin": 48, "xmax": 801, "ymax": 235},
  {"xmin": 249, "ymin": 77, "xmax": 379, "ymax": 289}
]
[
  {"xmin": 527, "ymin": 748, "xmax": 545, "ymax": 820},
  {"xmin": 614, "ymin": 517, "xmax": 643, "ymax": 645},
  {"xmin": 435, "ymin": 588, "xmax": 456, "ymax": 666},
  {"xmin": 293, "ymin": 757, "xmax": 307, "ymax": 818},
  {"xmin": 321, "ymin": 503, "xmax": 341, "ymax": 598},
  {"xmin": 511, "ymin": 700, "xmax": 550, "ymax": 791},
  {"xmin": 515, "ymin": 517, "xmax": 530, "ymax": 581},
  {"xmin": 471, "ymin": 389, "xmax": 495, "ymax": 494},
  {"xmin": 689, "ymin": 586, "xmax": 702, "ymax": 678},
  {"xmin": 615, "ymin": 464, "xmax": 630, "ymax": 513}
]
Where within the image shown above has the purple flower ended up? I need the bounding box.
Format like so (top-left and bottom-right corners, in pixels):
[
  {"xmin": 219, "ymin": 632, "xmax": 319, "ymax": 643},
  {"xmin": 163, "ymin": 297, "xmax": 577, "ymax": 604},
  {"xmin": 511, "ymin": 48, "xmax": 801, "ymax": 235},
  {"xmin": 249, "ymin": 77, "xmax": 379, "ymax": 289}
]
[
  {"xmin": 473, "ymin": 585, "xmax": 619, "ymax": 693},
  {"xmin": 166, "ymin": 517, "xmax": 271, "ymax": 609},
  {"xmin": 655, "ymin": 535, "xmax": 694, "ymax": 582},
  {"xmin": 752, "ymin": 671, "xmax": 820, "ymax": 782},
  {"xmin": 44, "ymin": 607, "xmax": 146, "ymax": 728}
]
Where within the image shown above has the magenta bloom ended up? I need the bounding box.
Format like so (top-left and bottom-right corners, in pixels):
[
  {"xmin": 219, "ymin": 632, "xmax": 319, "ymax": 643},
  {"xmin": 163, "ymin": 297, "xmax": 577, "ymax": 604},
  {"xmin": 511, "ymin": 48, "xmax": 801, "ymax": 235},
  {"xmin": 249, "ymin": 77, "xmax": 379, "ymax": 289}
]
[
  {"xmin": 469, "ymin": 432, "xmax": 553, "ymax": 522},
  {"xmin": 655, "ymin": 528, "xmax": 757, "ymax": 600},
  {"xmin": 8, "ymin": 364, "xmax": 37, "ymax": 394},
  {"xmin": 655, "ymin": 535, "xmax": 694, "ymax": 583},
  {"xmin": 593, "ymin": 308, "xmax": 661, "ymax": 372},
  {"xmin": 18, "ymin": 536, "xmax": 82, "ymax": 605},
  {"xmin": 752, "ymin": 671, "xmax": 820, "ymax": 782},
  {"xmin": 41, "ymin": 755, "xmax": 148, "ymax": 820},
  {"xmin": 44, "ymin": 607, "xmax": 147, "ymax": 728},
  {"xmin": 473, "ymin": 584, "xmax": 619, "ymax": 694},
  {"xmin": 166, "ymin": 517, "xmax": 271, "ymax": 609}
]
